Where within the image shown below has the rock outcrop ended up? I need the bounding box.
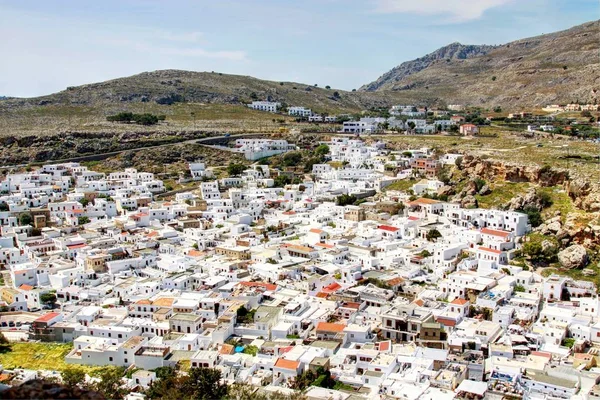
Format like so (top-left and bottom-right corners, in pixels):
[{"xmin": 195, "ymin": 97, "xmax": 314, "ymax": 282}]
[
  {"xmin": 459, "ymin": 156, "xmax": 569, "ymax": 187},
  {"xmin": 558, "ymin": 244, "xmax": 589, "ymax": 269}
]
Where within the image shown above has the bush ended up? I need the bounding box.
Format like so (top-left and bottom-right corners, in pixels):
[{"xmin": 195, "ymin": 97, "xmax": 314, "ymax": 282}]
[
  {"xmin": 521, "ymin": 205, "xmax": 542, "ymax": 227},
  {"xmin": 106, "ymin": 112, "xmax": 163, "ymax": 125},
  {"xmin": 227, "ymin": 163, "xmax": 246, "ymax": 176},
  {"xmin": 336, "ymin": 194, "xmax": 357, "ymax": 206},
  {"xmin": 426, "ymin": 229, "xmax": 442, "ymax": 242},
  {"xmin": 282, "ymin": 151, "xmax": 302, "ymax": 167}
]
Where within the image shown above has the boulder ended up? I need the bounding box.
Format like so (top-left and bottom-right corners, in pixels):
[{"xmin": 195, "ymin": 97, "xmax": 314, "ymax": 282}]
[
  {"xmin": 438, "ymin": 185, "xmax": 455, "ymax": 196},
  {"xmin": 558, "ymin": 245, "xmax": 588, "ymax": 269},
  {"xmin": 478, "ymin": 185, "xmax": 492, "ymax": 196},
  {"xmin": 461, "ymin": 195, "xmax": 478, "ymax": 209}
]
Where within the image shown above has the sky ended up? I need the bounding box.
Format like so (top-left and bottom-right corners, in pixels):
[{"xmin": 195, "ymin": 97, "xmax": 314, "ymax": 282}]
[{"xmin": 0, "ymin": 0, "xmax": 597, "ymax": 97}]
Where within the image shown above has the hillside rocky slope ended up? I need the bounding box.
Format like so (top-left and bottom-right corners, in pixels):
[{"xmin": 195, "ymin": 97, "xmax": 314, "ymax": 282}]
[{"xmin": 361, "ymin": 20, "xmax": 599, "ymax": 108}]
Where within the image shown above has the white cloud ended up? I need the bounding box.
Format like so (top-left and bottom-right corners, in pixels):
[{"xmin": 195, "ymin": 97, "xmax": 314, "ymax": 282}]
[{"xmin": 374, "ymin": 0, "xmax": 514, "ymax": 22}]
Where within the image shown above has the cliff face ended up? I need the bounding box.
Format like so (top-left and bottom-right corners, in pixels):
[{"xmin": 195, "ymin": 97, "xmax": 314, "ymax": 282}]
[
  {"xmin": 360, "ymin": 43, "xmax": 496, "ymax": 92},
  {"xmin": 458, "ymin": 155, "xmax": 569, "ymax": 187}
]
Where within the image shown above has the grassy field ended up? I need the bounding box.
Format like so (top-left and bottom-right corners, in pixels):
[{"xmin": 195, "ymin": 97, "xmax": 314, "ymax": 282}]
[
  {"xmin": 475, "ymin": 181, "xmax": 531, "ymax": 209},
  {"xmin": 0, "ymin": 342, "xmax": 103, "ymax": 373}
]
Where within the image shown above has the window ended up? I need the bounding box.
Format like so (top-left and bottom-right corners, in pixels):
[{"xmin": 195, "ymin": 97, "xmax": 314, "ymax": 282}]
[{"xmin": 109, "ymin": 357, "xmax": 113, "ymax": 361}]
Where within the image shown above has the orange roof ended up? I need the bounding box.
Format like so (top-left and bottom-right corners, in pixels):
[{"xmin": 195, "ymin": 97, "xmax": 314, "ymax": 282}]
[
  {"xmin": 188, "ymin": 249, "xmax": 204, "ymax": 257},
  {"xmin": 146, "ymin": 231, "xmax": 159, "ymax": 238},
  {"xmin": 413, "ymin": 299, "xmax": 425, "ymax": 307},
  {"xmin": 136, "ymin": 299, "xmax": 152, "ymax": 305},
  {"xmin": 19, "ymin": 284, "xmax": 34, "ymax": 291},
  {"xmin": 219, "ymin": 344, "xmax": 235, "ymax": 355},
  {"xmin": 378, "ymin": 225, "xmax": 399, "ymax": 232},
  {"xmin": 451, "ymin": 298, "xmax": 469, "ymax": 305},
  {"xmin": 322, "ymin": 282, "xmax": 341, "ymax": 293},
  {"xmin": 152, "ymin": 297, "xmax": 175, "ymax": 307},
  {"xmin": 282, "ymin": 243, "xmax": 314, "ymax": 253},
  {"xmin": 436, "ymin": 317, "xmax": 457, "ymax": 327},
  {"xmin": 386, "ymin": 277, "xmax": 404, "ymax": 286},
  {"xmin": 275, "ymin": 358, "xmax": 300, "ymax": 370},
  {"xmin": 309, "ymin": 229, "xmax": 324, "ymax": 234},
  {"xmin": 478, "ymin": 246, "xmax": 502, "ymax": 254},
  {"xmin": 481, "ymin": 228, "xmax": 510, "ymax": 238},
  {"xmin": 340, "ymin": 302, "xmax": 361, "ymax": 310},
  {"xmin": 378, "ymin": 341, "xmax": 391, "ymax": 352},
  {"xmin": 315, "ymin": 292, "xmax": 328, "ymax": 298},
  {"xmin": 407, "ymin": 198, "xmax": 441, "ymax": 206},
  {"xmin": 316, "ymin": 322, "xmax": 346, "ymax": 333},
  {"xmin": 315, "ymin": 243, "xmax": 334, "ymax": 249},
  {"xmin": 35, "ymin": 312, "xmax": 61, "ymax": 323},
  {"xmin": 282, "ymin": 211, "xmax": 296, "ymax": 215},
  {"xmin": 239, "ymin": 281, "xmax": 277, "ymax": 291}
]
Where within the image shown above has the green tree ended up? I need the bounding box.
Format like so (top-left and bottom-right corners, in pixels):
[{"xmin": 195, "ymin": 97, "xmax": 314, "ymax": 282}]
[
  {"xmin": 315, "ymin": 144, "xmax": 330, "ymax": 157},
  {"xmin": 40, "ymin": 293, "xmax": 57, "ymax": 305},
  {"xmin": 514, "ymin": 284, "xmax": 525, "ymax": 292},
  {"xmin": 182, "ymin": 367, "xmax": 228, "ymax": 400},
  {"xmin": 227, "ymin": 163, "xmax": 246, "ymax": 176},
  {"xmin": 520, "ymin": 205, "xmax": 542, "ymax": 227},
  {"xmin": 0, "ymin": 332, "xmax": 9, "ymax": 346},
  {"xmin": 19, "ymin": 213, "xmax": 32, "ymax": 226},
  {"xmin": 0, "ymin": 202, "xmax": 9, "ymax": 211},
  {"xmin": 282, "ymin": 152, "xmax": 302, "ymax": 167},
  {"xmin": 426, "ymin": 229, "xmax": 442, "ymax": 242},
  {"xmin": 92, "ymin": 367, "xmax": 126, "ymax": 400},
  {"xmin": 78, "ymin": 216, "xmax": 91, "ymax": 225},
  {"xmin": 335, "ymin": 194, "xmax": 357, "ymax": 206},
  {"xmin": 61, "ymin": 367, "xmax": 87, "ymax": 389},
  {"xmin": 274, "ymin": 174, "xmax": 292, "ymax": 188}
]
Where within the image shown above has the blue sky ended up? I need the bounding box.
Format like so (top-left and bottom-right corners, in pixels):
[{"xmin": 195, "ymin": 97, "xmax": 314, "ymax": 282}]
[{"xmin": 0, "ymin": 0, "xmax": 597, "ymax": 97}]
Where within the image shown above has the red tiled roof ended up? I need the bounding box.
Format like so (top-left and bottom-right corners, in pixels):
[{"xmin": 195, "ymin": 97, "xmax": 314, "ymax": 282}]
[
  {"xmin": 19, "ymin": 284, "xmax": 34, "ymax": 291},
  {"xmin": 408, "ymin": 216, "xmax": 420, "ymax": 221},
  {"xmin": 315, "ymin": 292, "xmax": 328, "ymax": 298},
  {"xmin": 275, "ymin": 358, "xmax": 299, "ymax": 370},
  {"xmin": 378, "ymin": 341, "xmax": 391, "ymax": 351},
  {"xmin": 435, "ymin": 317, "xmax": 457, "ymax": 327},
  {"xmin": 188, "ymin": 250, "xmax": 204, "ymax": 257},
  {"xmin": 67, "ymin": 243, "xmax": 87, "ymax": 249},
  {"xmin": 35, "ymin": 312, "xmax": 61, "ymax": 323},
  {"xmin": 481, "ymin": 228, "xmax": 510, "ymax": 238},
  {"xmin": 378, "ymin": 225, "xmax": 399, "ymax": 232},
  {"xmin": 316, "ymin": 322, "xmax": 346, "ymax": 333},
  {"xmin": 322, "ymin": 282, "xmax": 341, "ymax": 293},
  {"xmin": 478, "ymin": 246, "xmax": 502, "ymax": 254},
  {"xmin": 309, "ymin": 229, "xmax": 323, "ymax": 234},
  {"xmin": 451, "ymin": 298, "xmax": 469, "ymax": 305},
  {"xmin": 239, "ymin": 281, "xmax": 277, "ymax": 291}
]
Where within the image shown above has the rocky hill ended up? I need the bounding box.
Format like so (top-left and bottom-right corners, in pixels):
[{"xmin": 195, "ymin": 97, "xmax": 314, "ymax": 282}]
[
  {"xmin": 0, "ymin": 70, "xmax": 403, "ymax": 114},
  {"xmin": 361, "ymin": 20, "xmax": 599, "ymax": 108},
  {"xmin": 361, "ymin": 42, "xmax": 497, "ymax": 91}
]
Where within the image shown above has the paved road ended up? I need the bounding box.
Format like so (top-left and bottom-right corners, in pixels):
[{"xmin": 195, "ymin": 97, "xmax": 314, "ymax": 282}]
[{"xmin": 0, "ymin": 132, "xmax": 267, "ymax": 170}]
